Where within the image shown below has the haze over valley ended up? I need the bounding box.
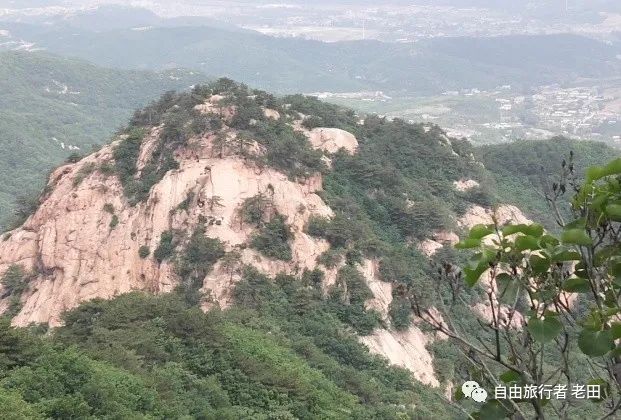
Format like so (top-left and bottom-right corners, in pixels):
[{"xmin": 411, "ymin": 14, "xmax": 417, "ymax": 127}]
[{"xmin": 1, "ymin": 1, "xmax": 620, "ymax": 146}]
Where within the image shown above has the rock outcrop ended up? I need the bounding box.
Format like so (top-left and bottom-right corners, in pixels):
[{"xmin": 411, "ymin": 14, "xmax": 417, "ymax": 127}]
[
  {"xmin": 305, "ymin": 127, "xmax": 358, "ymax": 155},
  {"xmin": 361, "ymin": 327, "xmax": 440, "ymax": 387},
  {"xmin": 0, "ymin": 126, "xmax": 332, "ymax": 326},
  {"xmin": 358, "ymin": 258, "xmax": 442, "ymax": 387},
  {"xmin": 453, "ymin": 179, "xmax": 480, "ymax": 192},
  {"xmin": 458, "ymin": 204, "xmax": 531, "ymax": 229},
  {"xmin": 0, "ymin": 89, "xmax": 531, "ymax": 396}
]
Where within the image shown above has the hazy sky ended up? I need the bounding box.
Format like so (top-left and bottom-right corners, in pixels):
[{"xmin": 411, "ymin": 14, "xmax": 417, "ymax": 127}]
[{"xmin": 1, "ymin": 0, "xmax": 619, "ymax": 19}]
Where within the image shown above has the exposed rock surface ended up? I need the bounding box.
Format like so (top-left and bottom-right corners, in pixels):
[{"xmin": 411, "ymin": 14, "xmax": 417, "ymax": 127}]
[
  {"xmin": 263, "ymin": 108, "xmax": 281, "ymax": 120},
  {"xmin": 358, "ymin": 258, "xmax": 441, "ymax": 387},
  {"xmin": 0, "ymin": 128, "xmax": 331, "ymax": 327},
  {"xmin": 361, "ymin": 327, "xmax": 440, "ymax": 387},
  {"xmin": 0, "ymin": 90, "xmax": 539, "ymax": 396},
  {"xmin": 417, "ymin": 230, "xmax": 461, "ymax": 257},
  {"xmin": 359, "ymin": 259, "xmax": 392, "ymax": 320},
  {"xmin": 458, "ymin": 204, "xmax": 531, "ymax": 229},
  {"xmin": 306, "ymin": 127, "xmax": 358, "ymax": 155},
  {"xmin": 453, "ymin": 179, "xmax": 480, "ymax": 192},
  {"xmin": 418, "ymin": 239, "xmax": 444, "ymax": 257}
]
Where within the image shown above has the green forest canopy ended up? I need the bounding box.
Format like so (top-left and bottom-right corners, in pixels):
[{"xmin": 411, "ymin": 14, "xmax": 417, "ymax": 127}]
[{"xmin": 0, "ymin": 51, "xmax": 206, "ymax": 228}]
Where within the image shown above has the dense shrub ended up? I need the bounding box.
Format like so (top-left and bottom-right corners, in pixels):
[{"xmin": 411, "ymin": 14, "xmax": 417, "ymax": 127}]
[
  {"xmin": 239, "ymin": 194, "xmax": 270, "ymax": 227},
  {"xmin": 177, "ymin": 230, "xmax": 225, "ymax": 280},
  {"xmin": 113, "ymin": 128, "xmax": 143, "ymax": 188},
  {"xmin": 176, "ymin": 230, "xmax": 225, "ymax": 304},
  {"xmin": 103, "ymin": 203, "xmax": 114, "ymax": 214},
  {"xmin": 250, "ymin": 215, "xmax": 293, "ymax": 261},
  {"xmin": 317, "ymin": 249, "xmax": 342, "ymax": 269},
  {"xmin": 0, "ymin": 265, "xmax": 28, "ymax": 317},
  {"xmin": 138, "ymin": 246, "xmax": 150, "ymax": 259},
  {"xmin": 328, "ymin": 266, "xmax": 381, "ymax": 335},
  {"xmin": 306, "ymin": 215, "xmax": 330, "ymax": 238},
  {"xmin": 389, "ymin": 297, "xmax": 412, "ymax": 331},
  {"xmin": 154, "ymin": 231, "xmax": 175, "ymax": 263},
  {"xmin": 7, "ymin": 192, "xmax": 40, "ymax": 230}
]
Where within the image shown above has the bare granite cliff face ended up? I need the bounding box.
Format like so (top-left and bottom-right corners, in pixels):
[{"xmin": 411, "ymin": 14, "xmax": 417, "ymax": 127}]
[
  {"xmin": 0, "ymin": 91, "xmax": 507, "ymax": 392},
  {"xmin": 0, "ymin": 124, "xmax": 336, "ymax": 327}
]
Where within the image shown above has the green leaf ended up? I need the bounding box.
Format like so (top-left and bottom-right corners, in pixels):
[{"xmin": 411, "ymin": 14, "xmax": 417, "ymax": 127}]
[
  {"xmin": 562, "ymin": 277, "xmax": 591, "ymax": 293},
  {"xmin": 610, "ymin": 323, "xmax": 621, "ymax": 340},
  {"xmin": 586, "ymin": 159, "xmax": 621, "ymax": 183},
  {"xmin": 586, "ymin": 166, "xmax": 606, "ymax": 183},
  {"xmin": 539, "ymin": 234, "xmax": 560, "ymax": 248},
  {"xmin": 464, "ymin": 264, "xmax": 488, "ymax": 287},
  {"xmin": 583, "ymin": 311, "xmax": 604, "ymax": 331},
  {"xmin": 561, "ymin": 229, "xmax": 592, "ymax": 246},
  {"xmin": 564, "ymin": 218, "xmax": 587, "ymax": 230},
  {"xmin": 502, "ymin": 224, "xmax": 544, "ymax": 238},
  {"xmin": 496, "ymin": 273, "xmax": 519, "ymax": 304},
  {"xmin": 603, "ymin": 158, "xmax": 621, "ymax": 177},
  {"xmin": 605, "ymin": 204, "xmax": 621, "ymax": 222},
  {"xmin": 551, "ymin": 248, "xmax": 581, "ymax": 262},
  {"xmin": 529, "ymin": 255, "xmax": 550, "ymax": 274},
  {"xmin": 469, "ymin": 224, "xmax": 495, "ymax": 240},
  {"xmin": 578, "ymin": 329, "xmax": 614, "ymax": 357},
  {"xmin": 527, "ymin": 317, "xmax": 562, "ymax": 344},
  {"xmin": 463, "ymin": 249, "xmax": 497, "ymax": 287},
  {"xmin": 586, "ymin": 158, "xmax": 621, "ymax": 184},
  {"xmin": 515, "ymin": 235, "xmax": 540, "ymax": 251},
  {"xmin": 499, "ymin": 370, "xmax": 521, "ymax": 384},
  {"xmin": 456, "ymin": 238, "xmax": 482, "ymax": 249},
  {"xmin": 591, "ymin": 193, "xmax": 608, "ymax": 212}
]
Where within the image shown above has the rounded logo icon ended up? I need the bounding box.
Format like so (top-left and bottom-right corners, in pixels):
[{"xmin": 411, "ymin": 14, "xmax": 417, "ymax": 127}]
[
  {"xmin": 471, "ymin": 387, "xmax": 488, "ymax": 403},
  {"xmin": 462, "ymin": 381, "xmax": 480, "ymax": 398}
]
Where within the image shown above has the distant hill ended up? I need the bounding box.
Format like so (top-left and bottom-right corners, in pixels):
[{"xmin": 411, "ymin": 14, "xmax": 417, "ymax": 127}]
[
  {"xmin": 3, "ymin": 19, "xmax": 619, "ymax": 95},
  {"xmin": 0, "ymin": 51, "xmax": 206, "ymax": 228},
  {"xmin": 476, "ymin": 137, "xmax": 620, "ymax": 227}
]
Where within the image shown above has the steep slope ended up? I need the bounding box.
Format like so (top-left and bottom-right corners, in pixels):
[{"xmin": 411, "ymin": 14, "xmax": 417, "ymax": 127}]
[
  {"xmin": 476, "ymin": 137, "xmax": 620, "ymax": 228},
  {"xmin": 0, "ymin": 51, "xmax": 206, "ymax": 228},
  {"xmin": 0, "ymin": 80, "xmax": 466, "ymax": 386},
  {"xmin": 2, "ymin": 80, "xmax": 614, "ymax": 414},
  {"xmin": 0, "ymin": 133, "xmax": 332, "ymax": 327}
]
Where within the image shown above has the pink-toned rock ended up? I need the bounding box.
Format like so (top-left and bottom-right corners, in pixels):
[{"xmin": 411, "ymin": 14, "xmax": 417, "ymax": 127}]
[
  {"xmin": 306, "ymin": 128, "xmax": 358, "ymax": 154},
  {"xmin": 472, "ymin": 302, "xmax": 525, "ymax": 329},
  {"xmin": 458, "ymin": 204, "xmax": 531, "ymax": 229},
  {"xmin": 194, "ymin": 95, "xmax": 236, "ymax": 122},
  {"xmin": 433, "ymin": 231, "xmax": 460, "ymax": 245},
  {"xmin": 263, "ymin": 108, "xmax": 280, "ymax": 120},
  {"xmin": 453, "ymin": 179, "xmax": 480, "ymax": 192},
  {"xmin": 361, "ymin": 326, "xmax": 440, "ymax": 387},
  {"xmin": 359, "ymin": 259, "xmax": 393, "ymax": 320},
  {"xmin": 0, "ymin": 134, "xmax": 333, "ymax": 326},
  {"xmin": 418, "ymin": 239, "xmax": 444, "ymax": 257}
]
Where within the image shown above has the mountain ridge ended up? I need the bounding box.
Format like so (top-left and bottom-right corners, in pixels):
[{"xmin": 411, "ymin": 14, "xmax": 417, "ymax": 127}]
[
  {"xmin": 0, "ymin": 50, "xmax": 207, "ymax": 228},
  {"xmin": 0, "ymin": 78, "xmax": 619, "ymax": 420},
  {"xmin": 3, "ymin": 20, "xmax": 619, "ymax": 95}
]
